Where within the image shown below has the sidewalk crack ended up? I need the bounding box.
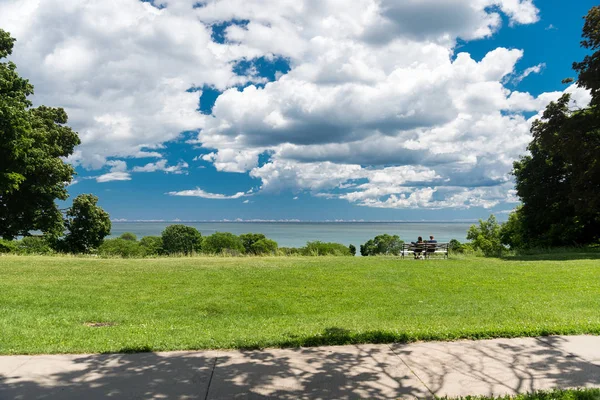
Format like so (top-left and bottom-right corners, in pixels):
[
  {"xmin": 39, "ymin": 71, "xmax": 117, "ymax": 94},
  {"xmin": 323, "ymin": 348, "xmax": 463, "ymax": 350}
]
[
  {"xmin": 388, "ymin": 344, "xmax": 436, "ymax": 398},
  {"xmin": 6, "ymin": 356, "xmax": 34, "ymax": 377},
  {"xmin": 204, "ymin": 356, "xmax": 219, "ymax": 400}
]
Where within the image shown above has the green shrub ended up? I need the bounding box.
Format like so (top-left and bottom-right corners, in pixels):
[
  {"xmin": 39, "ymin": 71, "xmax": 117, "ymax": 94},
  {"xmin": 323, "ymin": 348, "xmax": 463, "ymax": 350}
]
[
  {"xmin": 302, "ymin": 241, "xmax": 351, "ymax": 256},
  {"xmin": 161, "ymin": 225, "xmax": 202, "ymax": 255},
  {"xmin": 360, "ymin": 234, "xmax": 404, "ymax": 256},
  {"xmin": 63, "ymin": 194, "xmax": 111, "ymax": 254},
  {"xmin": 467, "ymin": 215, "xmax": 506, "ymax": 257},
  {"xmin": 119, "ymin": 232, "xmax": 138, "ymax": 241},
  {"xmin": 349, "ymin": 244, "xmax": 357, "ymax": 256},
  {"xmin": 202, "ymin": 232, "xmax": 245, "ymax": 255},
  {"xmin": 239, "ymin": 233, "xmax": 267, "ymax": 253},
  {"xmin": 278, "ymin": 247, "xmax": 302, "ymax": 256},
  {"xmin": 500, "ymin": 208, "xmax": 526, "ymax": 249},
  {"xmin": 250, "ymin": 238, "xmax": 278, "ymax": 255},
  {"xmin": 139, "ymin": 236, "xmax": 163, "ymax": 256},
  {"xmin": 448, "ymin": 388, "xmax": 600, "ymax": 400},
  {"xmin": 0, "ymin": 239, "xmax": 18, "ymax": 254},
  {"xmin": 98, "ymin": 238, "xmax": 144, "ymax": 258},
  {"xmin": 448, "ymin": 239, "xmax": 475, "ymax": 255},
  {"xmin": 449, "ymin": 239, "xmax": 462, "ymax": 252},
  {"xmin": 18, "ymin": 236, "xmax": 54, "ymax": 255}
]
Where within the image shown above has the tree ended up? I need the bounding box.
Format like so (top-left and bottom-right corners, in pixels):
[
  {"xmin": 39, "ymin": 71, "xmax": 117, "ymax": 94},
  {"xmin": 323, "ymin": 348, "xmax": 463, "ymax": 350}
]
[
  {"xmin": 511, "ymin": 6, "xmax": 600, "ymax": 247},
  {"xmin": 239, "ymin": 233, "xmax": 267, "ymax": 254},
  {"xmin": 348, "ymin": 244, "xmax": 356, "ymax": 256},
  {"xmin": 250, "ymin": 239, "xmax": 278, "ymax": 255},
  {"xmin": 0, "ymin": 29, "xmax": 80, "ymax": 240},
  {"xmin": 63, "ymin": 194, "xmax": 111, "ymax": 253},
  {"xmin": 18, "ymin": 236, "xmax": 54, "ymax": 255},
  {"xmin": 302, "ymin": 241, "xmax": 351, "ymax": 256},
  {"xmin": 499, "ymin": 208, "xmax": 526, "ymax": 249},
  {"xmin": 448, "ymin": 239, "xmax": 473, "ymax": 254},
  {"xmin": 119, "ymin": 232, "xmax": 137, "ymax": 241},
  {"xmin": 360, "ymin": 234, "xmax": 404, "ymax": 256},
  {"xmin": 448, "ymin": 239, "xmax": 462, "ymax": 253},
  {"xmin": 140, "ymin": 236, "xmax": 164, "ymax": 256},
  {"xmin": 202, "ymin": 232, "xmax": 245, "ymax": 255},
  {"xmin": 161, "ymin": 225, "xmax": 202, "ymax": 255},
  {"xmin": 466, "ymin": 215, "xmax": 505, "ymax": 257},
  {"xmin": 98, "ymin": 238, "xmax": 143, "ymax": 258},
  {"xmin": 573, "ymin": 6, "xmax": 600, "ymax": 106}
]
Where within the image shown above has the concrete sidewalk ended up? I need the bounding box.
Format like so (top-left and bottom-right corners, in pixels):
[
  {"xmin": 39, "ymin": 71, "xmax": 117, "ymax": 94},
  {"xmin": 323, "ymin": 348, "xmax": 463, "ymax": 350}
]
[{"xmin": 1, "ymin": 336, "xmax": 599, "ymax": 399}]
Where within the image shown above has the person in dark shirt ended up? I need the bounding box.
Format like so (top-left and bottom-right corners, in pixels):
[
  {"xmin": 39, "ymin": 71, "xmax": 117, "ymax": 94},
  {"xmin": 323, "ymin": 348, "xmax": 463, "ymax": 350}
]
[
  {"xmin": 412, "ymin": 236, "xmax": 425, "ymax": 259},
  {"xmin": 425, "ymin": 235, "xmax": 437, "ymax": 258}
]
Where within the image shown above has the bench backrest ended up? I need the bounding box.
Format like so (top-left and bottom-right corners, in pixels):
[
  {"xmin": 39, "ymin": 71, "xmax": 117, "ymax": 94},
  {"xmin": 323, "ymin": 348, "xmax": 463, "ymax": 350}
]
[{"xmin": 403, "ymin": 243, "xmax": 448, "ymax": 251}]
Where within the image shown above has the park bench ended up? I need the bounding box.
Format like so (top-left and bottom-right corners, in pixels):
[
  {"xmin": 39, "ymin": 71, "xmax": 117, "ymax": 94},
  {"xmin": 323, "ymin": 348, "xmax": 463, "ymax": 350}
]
[{"xmin": 401, "ymin": 242, "xmax": 449, "ymax": 259}]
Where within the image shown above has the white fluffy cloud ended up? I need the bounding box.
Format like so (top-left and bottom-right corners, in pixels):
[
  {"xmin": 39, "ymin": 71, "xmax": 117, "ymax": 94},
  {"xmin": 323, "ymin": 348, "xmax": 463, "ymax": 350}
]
[
  {"xmin": 0, "ymin": 0, "xmax": 260, "ymax": 168},
  {"xmin": 133, "ymin": 160, "xmax": 189, "ymax": 174},
  {"xmin": 188, "ymin": 0, "xmax": 585, "ymax": 209},
  {"xmin": 96, "ymin": 160, "xmax": 131, "ymax": 183},
  {"xmin": 1, "ymin": 0, "xmax": 588, "ymax": 209},
  {"xmin": 167, "ymin": 188, "xmax": 249, "ymax": 199}
]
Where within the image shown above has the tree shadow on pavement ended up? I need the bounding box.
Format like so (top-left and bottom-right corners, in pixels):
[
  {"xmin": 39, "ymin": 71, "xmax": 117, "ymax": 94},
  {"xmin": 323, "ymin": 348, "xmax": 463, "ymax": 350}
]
[
  {"xmin": 0, "ymin": 342, "xmax": 428, "ymax": 399},
  {"xmin": 2, "ymin": 335, "xmax": 598, "ymax": 399},
  {"xmin": 390, "ymin": 335, "xmax": 600, "ymax": 397}
]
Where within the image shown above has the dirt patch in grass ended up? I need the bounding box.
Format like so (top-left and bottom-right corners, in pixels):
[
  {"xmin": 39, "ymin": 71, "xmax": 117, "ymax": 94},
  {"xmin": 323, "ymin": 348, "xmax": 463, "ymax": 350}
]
[{"xmin": 84, "ymin": 322, "xmax": 116, "ymax": 328}]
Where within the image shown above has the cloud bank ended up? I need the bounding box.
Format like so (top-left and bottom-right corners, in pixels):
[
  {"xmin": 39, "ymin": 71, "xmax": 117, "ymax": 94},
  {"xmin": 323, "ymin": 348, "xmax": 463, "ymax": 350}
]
[{"xmin": 0, "ymin": 0, "xmax": 590, "ymax": 209}]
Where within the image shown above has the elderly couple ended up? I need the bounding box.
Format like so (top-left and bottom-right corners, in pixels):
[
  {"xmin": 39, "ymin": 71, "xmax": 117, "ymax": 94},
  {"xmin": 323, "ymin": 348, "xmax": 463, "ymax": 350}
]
[{"xmin": 411, "ymin": 235, "xmax": 436, "ymax": 259}]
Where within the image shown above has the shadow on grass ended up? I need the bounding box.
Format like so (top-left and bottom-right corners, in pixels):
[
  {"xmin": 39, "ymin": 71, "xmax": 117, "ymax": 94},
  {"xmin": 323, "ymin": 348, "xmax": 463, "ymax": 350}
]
[
  {"xmin": 501, "ymin": 251, "xmax": 600, "ymax": 261},
  {"xmin": 244, "ymin": 326, "xmax": 600, "ymax": 351},
  {"xmin": 278, "ymin": 327, "xmax": 409, "ymax": 348}
]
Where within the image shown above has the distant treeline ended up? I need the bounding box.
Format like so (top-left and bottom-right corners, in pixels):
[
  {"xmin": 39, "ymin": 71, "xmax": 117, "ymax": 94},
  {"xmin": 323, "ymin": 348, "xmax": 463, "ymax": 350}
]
[
  {"xmin": 0, "ymin": 224, "xmax": 466, "ymax": 258},
  {"xmin": 0, "ymin": 224, "xmax": 357, "ymax": 257}
]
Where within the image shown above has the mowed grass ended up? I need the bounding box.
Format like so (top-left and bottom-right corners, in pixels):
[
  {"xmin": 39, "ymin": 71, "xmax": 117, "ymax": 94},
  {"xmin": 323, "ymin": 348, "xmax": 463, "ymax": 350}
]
[
  {"xmin": 448, "ymin": 388, "xmax": 600, "ymax": 400},
  {"xmin": 0, "ymin": 254, "xmax": 599, "ymax": 355}
]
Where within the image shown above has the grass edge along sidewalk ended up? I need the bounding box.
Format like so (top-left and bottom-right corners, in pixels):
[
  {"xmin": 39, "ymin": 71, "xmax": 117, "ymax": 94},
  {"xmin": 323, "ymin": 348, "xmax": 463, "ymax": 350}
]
[
  {"xmin": 443, "ymin": 388, "xmax": 600, "ymax": 400},
  {"xmin": 0, "ymin": 254, "xmax": 599, "ymax": 355}
]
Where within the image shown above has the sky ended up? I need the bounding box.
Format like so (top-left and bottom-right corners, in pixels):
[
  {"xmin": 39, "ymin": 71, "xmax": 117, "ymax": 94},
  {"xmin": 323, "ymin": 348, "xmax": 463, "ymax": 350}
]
[{"xmin": 0, "ymin": 0, "xmax": 596, "ymax": 221}]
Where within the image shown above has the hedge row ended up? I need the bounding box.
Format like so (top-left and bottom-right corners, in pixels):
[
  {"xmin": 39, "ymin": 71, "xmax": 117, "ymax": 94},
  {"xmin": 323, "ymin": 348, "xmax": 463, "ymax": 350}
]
[{"xmin": 1, "ymin": 225, "xmax": 470, "ymax": 258}]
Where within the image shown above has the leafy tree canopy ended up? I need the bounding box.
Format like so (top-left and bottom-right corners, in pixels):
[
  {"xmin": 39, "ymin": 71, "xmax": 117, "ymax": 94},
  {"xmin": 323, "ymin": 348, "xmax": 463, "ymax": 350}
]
[
  {"xmin": 203, "ymin": 232, "xmax": 245, "ymax": 255},
  {"xmin": 511, "ymin": 6, "xmax": 600, "ymax": 247},
  {"xmin": 360, "ymin": 234, "xmax": 404, "ymax": 256},
  {"xmin": 467, "ymin": 215, "xmax": 505, "ymax": 257},
  {"xmin": 348, "ymin": 244, "xmax": 357, "ymax": 256},
  {"xmin": 250, "ymin": 238, "xmax": 278, "ymax": 255},
  {"xmin": 574, "ymin": 6, "xmax": 600, "ymax": 106},
  {"xmin": 161, "ymin": 225, "xmax": 202, "ymax": 255},
  {"xmin": 63, "ymin": 194, "xmax": 111, "ymax": 253},
  {"xmin": 303, "ymin": 241, "xmax": 351, "ymax": 256},
  {"xmin": 119, "ymin": 232, "xmax": 138, "ymax": 241},
  {"xmin": 239, "ymin": 233, "xmax": 267, "ymax": 254},
  {"xmin": 0, "ymin": 29, "xmax": 80, "ymax": 240},
  {"xmin": 139, "ymin": 236, "xmax": 164, "ymax": 256}
]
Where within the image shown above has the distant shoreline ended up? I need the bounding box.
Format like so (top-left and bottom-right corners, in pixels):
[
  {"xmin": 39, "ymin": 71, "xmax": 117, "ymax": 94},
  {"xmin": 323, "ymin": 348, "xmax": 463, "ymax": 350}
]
[{"xmin": 110, "ymin": 220, "xmax": 479, "ymax": 224}]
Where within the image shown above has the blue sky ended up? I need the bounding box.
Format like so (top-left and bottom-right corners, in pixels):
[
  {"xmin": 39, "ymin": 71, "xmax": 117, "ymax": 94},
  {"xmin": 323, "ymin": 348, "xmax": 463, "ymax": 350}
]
[{"xmin": 1, "ymin": 0, "xmax": 596, "ymax": 221}]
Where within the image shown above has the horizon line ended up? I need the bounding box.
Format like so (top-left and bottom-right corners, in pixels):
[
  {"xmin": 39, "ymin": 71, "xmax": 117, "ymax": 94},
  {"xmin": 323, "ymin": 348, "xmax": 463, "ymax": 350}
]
[{"xmin": 111, "ymin": 219, "xmax": 482, "ymax": 223}]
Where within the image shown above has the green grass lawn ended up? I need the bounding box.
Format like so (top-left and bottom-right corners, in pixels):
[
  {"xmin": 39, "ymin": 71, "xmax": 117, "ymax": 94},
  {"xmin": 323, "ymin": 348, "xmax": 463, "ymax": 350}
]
[
  {"xmin": 448, "ymin": 388, "xmax": 600, "ymax": 400},
  {"xmin": 0, "ymin": 254, "xmax": 599, "ymax": 355}
]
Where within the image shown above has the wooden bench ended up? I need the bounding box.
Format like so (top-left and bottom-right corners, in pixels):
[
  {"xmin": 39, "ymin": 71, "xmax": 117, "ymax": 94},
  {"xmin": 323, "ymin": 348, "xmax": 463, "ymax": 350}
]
[{"xmin": 401, "ymin": 243, "xmax": 449, "ymax": 259}]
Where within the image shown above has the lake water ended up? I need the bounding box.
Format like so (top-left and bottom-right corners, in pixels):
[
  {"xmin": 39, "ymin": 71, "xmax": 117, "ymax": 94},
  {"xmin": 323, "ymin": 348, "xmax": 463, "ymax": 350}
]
[{"xmin": 110, "ymin": 222, "xmax": 471, "ymax": 248}]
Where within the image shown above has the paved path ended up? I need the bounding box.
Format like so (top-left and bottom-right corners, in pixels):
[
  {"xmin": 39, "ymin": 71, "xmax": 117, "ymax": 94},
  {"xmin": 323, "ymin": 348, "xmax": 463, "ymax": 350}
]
[{"xmin": 1, "ymin": 336, "xmax": 599, "ymax": 399}]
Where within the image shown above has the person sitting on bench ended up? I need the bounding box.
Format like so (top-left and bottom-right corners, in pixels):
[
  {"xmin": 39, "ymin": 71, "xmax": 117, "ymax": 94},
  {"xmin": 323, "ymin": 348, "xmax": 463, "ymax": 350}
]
[
  {"xmin": 411, "ymin": 236, "xmax": 425, "ymax": 259},
  {"xmin": 426, "ymin": 235, "xmax": 437, "ymax": 258}
]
